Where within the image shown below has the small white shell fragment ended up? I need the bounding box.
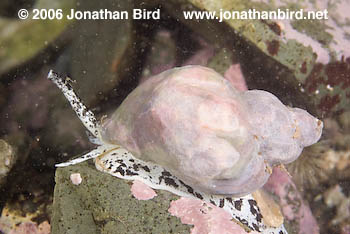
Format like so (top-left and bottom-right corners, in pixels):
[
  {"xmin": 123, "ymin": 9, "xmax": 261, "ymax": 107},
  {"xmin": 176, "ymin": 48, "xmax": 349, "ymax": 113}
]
[{"xmin": 70, "ymin": 173, "xmax": 82, "ymax": 185}]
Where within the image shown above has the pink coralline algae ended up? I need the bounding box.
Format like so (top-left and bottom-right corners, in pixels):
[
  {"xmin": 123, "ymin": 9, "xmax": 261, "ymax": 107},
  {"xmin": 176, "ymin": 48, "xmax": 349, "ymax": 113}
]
[
  {"xmin": 8, "ymin": 221, "xmax": 50, "ymax": 234},
  {"xmin": 101, "ymin": 65, "xmax": 323, "ymax": 196},
  {"xmin": 131, "ymin": 180, "xmax": 157, "ymax": 200},
  {"xmin": 224, "ymin": 64, "xmax": 248, "ymax": 92},
  {"xmin": 168, "ymin": 197, "xmax": 260, "ymax": 234},
  {"xmin": 264, "ymin": 168, "xmax": 319, "ymax": 234}
]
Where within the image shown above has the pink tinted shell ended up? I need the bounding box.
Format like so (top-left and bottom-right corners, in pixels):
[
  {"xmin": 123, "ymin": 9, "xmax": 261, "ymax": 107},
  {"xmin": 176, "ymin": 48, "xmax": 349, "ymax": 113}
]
[{"xmin": 101, "ymin": 65, "xmax": 322, "ymax": 196}]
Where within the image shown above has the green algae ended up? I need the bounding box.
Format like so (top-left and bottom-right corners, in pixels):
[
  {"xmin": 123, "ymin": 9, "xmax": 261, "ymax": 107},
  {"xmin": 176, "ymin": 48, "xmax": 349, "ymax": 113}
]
[
  {"xmin": 207, "ymin": 48, "xmax": 235, "ymax": 76},
  {"xmin": 185, "ymin": 0, "xmax": 317, "ymax": 79}
]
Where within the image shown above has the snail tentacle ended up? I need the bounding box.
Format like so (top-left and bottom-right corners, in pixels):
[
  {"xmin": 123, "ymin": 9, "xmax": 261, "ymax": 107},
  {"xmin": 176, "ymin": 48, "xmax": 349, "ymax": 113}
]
[
  {"xmin": 47, "ymin": 70, "xmax": 101, "ymax": 138},
  {"xmin": 55, "ymin": 144, "xmax": 115, "ymax": 167}
]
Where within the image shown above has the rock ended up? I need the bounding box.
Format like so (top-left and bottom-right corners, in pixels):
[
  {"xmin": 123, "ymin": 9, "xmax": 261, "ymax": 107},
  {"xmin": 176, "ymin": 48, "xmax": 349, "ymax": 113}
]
[
  {"xmin": 0, "ymin": 139, "xmax": 16, "ymax": 187},
  {"xmin": 141, "ymin": 30, "xmax": 177, "ymax": 79},
  {"xmin": 52, "ymin": 161, "xmax": 190, "ymax": 234},
  {"xmin": 0, "ymin": 202, "xmax": 51, "ymax": 234},
  {"xmin": 323, "ymin": 185, "xmax": 350, "ymax": 226},
  {"xmin": 0, "ymin": 0, "xmax": 75, "ymax": 76},
  {"xmin": 70, "ymin": 0, "xmax": 135, "ymax": 105},
  {"xmin": 338, "ymin": 111, "xmax": 350, "ymax": 132}
]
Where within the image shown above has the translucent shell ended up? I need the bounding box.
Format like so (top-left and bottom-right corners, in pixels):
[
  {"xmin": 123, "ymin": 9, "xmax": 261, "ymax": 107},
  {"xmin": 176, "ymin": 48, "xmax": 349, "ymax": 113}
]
[{"xmin": 101, "ymin": 65, "xmax": 323, "ymax": 196}]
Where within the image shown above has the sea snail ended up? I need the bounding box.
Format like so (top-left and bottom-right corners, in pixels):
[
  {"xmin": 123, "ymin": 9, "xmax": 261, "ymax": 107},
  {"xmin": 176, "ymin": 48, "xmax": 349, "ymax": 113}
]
[
  {"xmin": 48, "ymin": 65, "xmax": 322, "ymax": 233},
  {"xmin": 95, "ymin": 65, "xmax": 322, "ymax": 196}
]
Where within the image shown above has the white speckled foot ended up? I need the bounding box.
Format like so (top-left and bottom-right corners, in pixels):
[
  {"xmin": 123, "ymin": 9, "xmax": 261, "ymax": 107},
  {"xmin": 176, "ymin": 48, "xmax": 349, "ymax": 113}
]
[{"xmin": 95, "ymin": 146, "xmax": 287, "ymax": 234}]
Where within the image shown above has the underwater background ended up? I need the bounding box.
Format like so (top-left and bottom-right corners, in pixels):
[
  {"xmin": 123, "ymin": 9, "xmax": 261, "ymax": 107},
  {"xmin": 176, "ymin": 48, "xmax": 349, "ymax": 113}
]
[{"xmin": 0, "ymin": 0, "xmax": 349, "ymax": 233}]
